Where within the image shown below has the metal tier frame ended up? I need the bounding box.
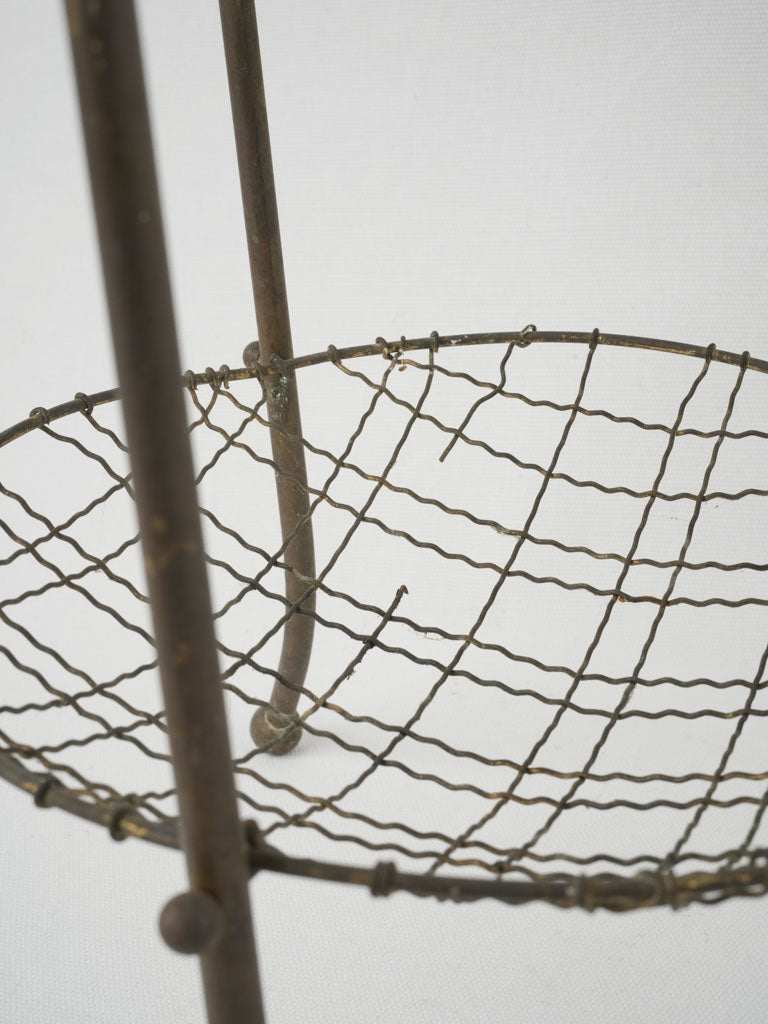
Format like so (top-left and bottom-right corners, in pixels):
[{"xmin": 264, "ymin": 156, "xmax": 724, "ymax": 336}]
[{"xmin": 1, "ymin": 2, "xmax": 767, "ymax": 1023}]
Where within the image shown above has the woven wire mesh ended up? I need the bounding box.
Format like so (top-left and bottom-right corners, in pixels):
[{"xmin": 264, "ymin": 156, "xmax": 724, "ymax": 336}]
[{"xmin": 3, "ymin": 332, "xmax": 768, "ymax": 910}]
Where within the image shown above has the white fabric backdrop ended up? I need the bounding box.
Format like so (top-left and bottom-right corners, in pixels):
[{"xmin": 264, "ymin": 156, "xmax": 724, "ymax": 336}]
[{"xmin": 1, "ymin": 1, "xmax": 768, "ymax": 1021}]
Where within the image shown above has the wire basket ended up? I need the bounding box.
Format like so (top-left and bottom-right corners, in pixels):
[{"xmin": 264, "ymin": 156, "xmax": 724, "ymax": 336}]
[
  {"xmin": 4, "ymin": 329, "xmax": 768, "ymax": 913},
  {"xmin": 8, "ymin": 3, "xmax": 768, "ymax": 1020}
]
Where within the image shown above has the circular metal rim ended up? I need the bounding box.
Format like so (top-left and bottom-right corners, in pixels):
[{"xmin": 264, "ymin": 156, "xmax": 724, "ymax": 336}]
[
  {"xmin": 1, "ymin": 329, "xmax": 764, "ymax": 449},
  {"xmin": 3, "ymin": 328, "xmax": 768, "ymax": 910},
  {"xmin": 4, "ymin": 747, "xmax": 768, "ymax": 911}
]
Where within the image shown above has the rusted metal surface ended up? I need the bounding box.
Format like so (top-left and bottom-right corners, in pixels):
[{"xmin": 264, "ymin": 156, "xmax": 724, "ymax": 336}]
[
  {"xmin": 63, "ymin": 3, "xmax": 265, "ymax": 1021},
  {"xmin": 219, "ymin": 0, "xmax": 316, "ymax": 754}
]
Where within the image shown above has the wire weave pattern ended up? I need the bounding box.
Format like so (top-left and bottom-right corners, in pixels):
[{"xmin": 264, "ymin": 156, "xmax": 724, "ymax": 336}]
[{"xmin": 3, "ymin": 331, "xmax": 768, "ymax": 910}]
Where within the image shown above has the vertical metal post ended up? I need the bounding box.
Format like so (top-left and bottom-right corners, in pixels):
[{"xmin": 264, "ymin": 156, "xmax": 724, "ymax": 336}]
[
  {"xmin": 64, "ymin": 3, "xmax": 266, "ymax": 1021},
  {"xmin": 219, "ymin": 0, "xmax": 316, "ymax": 754}
]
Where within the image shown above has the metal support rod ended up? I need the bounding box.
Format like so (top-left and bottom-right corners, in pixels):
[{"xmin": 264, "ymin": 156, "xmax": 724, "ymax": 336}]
[
  {"xmin": 64, "ymin": 4, "xmax": 265, "ymax": 1021},
  {"xmin": 219, "ymin": 0, "xmax": 316, "ymax": 754}
]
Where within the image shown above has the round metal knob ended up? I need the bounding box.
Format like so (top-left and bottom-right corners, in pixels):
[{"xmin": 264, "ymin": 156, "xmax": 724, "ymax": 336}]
[
  {"xmin": 251, "ymin": 707, "xmax": 301, "ymax": 755},
  {"xmin": 159, "ymin": 890, "xmax": 223, "ymax": 954}
]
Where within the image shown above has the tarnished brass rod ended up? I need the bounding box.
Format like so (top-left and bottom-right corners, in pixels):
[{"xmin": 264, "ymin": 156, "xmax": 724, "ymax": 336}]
[
  {"xmin": 218, "ymin": 0, "xmax": 317, "ymax": 755},
  {"xmin": 64, "ymin": 3, "xmax": 265, "ymax": 1020}
]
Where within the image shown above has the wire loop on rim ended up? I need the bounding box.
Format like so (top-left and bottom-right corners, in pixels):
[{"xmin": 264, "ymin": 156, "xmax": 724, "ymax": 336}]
[
  {"xmin": 374, "ymin": 336, "xmax": 391, "ymax": 360},
  {"xmin": 33, "ymin": 775, "xmax": 62, "ymax": 808},
  {"xmin": 108, "ymin": 801, "xmax": 134, "ymax": 842},
  {"xmin": 74, "ymin": 392, "xmax": 94, "ymax": 415},
  {"xmin": 518, "ymin": 323, "xmax": 537, "ymax": 347},
  {"xmin": 576, "ymin": 874, "xmax": 595, "ymax": 912},
  {"xmin": 661, "ymin": 869, "xmax": 680, "ymax": 910},
  {"xmin": 370, "ymin": 861, "xmax": 398, "ymax": 897},
  {"xmin": 28, "ymin": 405, "xmax": 50, "ymax": 425}
]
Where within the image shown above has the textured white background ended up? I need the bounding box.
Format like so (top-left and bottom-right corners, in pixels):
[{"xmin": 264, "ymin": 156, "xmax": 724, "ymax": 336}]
[{"xmin": 2, "ymin": 1, "xmax": 768, "ymax": 1021}]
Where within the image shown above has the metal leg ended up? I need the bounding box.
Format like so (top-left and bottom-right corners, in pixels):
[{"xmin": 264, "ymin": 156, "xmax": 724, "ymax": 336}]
[
  {"xmin": 64, "ymin": 4, "xmax": 266, "ymax": 1021},
  {"xmin": 219, "ymin": 0, "xmax": 316, "ymax": 755}
]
